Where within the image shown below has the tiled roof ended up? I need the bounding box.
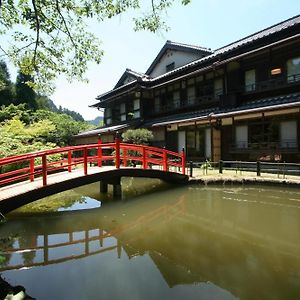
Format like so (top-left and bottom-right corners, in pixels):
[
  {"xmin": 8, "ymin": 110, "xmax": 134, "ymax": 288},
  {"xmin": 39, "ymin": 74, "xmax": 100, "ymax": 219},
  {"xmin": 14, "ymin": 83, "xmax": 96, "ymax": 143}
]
[
  {"xmin": 151, "ymin": 15, "xmax": 300, "ymax": 82},
  {"xmin": 214, "ymin": 15, "xmax": 300, "ymax": 56},
  {"xmin": 94, "ymin": 15, "xmax": 300, "ymax": 103}
]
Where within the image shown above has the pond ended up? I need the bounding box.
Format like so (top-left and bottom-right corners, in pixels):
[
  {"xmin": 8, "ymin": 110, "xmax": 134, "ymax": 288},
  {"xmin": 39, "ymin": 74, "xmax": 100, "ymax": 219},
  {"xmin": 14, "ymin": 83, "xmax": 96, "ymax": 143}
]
[{"xmin": 0, "ymin": 179, "xmax": 300, "ymax": 299}]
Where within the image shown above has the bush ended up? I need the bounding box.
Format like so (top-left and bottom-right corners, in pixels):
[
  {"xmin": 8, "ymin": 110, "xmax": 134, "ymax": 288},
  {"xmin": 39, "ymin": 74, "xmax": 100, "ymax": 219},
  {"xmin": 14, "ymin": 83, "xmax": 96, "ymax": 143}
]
[{"xmin": 121, "ymin": 128, "xmax": 153, "ymax": 145}]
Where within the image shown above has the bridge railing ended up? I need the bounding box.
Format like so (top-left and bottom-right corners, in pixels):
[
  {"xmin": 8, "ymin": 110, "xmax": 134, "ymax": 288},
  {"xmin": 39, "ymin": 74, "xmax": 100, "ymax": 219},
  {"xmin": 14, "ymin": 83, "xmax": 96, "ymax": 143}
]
[{"xmin": 0, "ymin": 140, "xmax": 186, "ymax": 188}]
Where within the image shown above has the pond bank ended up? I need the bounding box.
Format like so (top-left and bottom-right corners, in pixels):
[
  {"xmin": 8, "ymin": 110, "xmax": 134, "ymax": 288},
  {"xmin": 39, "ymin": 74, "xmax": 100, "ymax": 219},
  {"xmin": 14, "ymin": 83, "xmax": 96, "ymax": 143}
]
[{"xmin": 189, "ymin": 174, "xmax": 300, "ymax": 187}]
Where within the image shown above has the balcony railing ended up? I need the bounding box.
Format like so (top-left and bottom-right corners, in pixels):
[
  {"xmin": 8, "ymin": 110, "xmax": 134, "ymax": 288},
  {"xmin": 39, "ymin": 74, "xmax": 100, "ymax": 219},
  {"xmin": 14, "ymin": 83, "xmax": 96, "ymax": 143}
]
[
  {"xmin": 231, "ymin": 140, "xmax": 299, "ymax": 152},
  {"xmin": 244, "ymin": 73, "xmax": 300, "ymax": 94},
  {"xmin": 153, "ymin": 93, "xmax": 221, "ymax": 115}
]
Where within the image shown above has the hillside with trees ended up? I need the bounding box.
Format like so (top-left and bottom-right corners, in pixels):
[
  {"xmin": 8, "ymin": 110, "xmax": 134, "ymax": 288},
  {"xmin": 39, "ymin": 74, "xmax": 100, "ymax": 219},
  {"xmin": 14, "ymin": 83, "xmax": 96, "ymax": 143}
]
[{"xmin": 0, "ymin": 61, "xmax": 93, "ymax": 159}]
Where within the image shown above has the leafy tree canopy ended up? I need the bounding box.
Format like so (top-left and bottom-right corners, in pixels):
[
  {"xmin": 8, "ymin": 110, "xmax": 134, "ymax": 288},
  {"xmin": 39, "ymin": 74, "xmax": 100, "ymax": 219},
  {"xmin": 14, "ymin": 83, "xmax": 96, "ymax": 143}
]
[
  {"xmin": 0, "ymin": 0, "xmax": 191, "ymax": 93},
  {"xmin": 122, "ymin": 128, "xmax": 153, "ymax": 145}
]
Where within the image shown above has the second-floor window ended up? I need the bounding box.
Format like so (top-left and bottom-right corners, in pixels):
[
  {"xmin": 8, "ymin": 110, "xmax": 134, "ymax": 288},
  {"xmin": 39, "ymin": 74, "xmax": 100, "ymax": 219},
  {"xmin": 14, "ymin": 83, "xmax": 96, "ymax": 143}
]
[
  {"xmin": 245, "ymin": 69, "xmax": 256, "ymax": 92},
  {"xmin": 120, "ymin": 103, "xmax": 126, "ymax": 121},
  {"xmin": 133, "ymin": 99, "xmax": 140, "ymax": 118},
  {"xmin": 287, "ymin": 57, "xmax": 300, "ymax": 83},
  {"xmin": 105, "ymin": 108, "xmax": 112, "ymax": 125},
  {"xmin": 187, "ymin": 86, "xmax": 196, "ymax": 105},
  {"xmin": 154, "ymin": 97, "xmax": 160, "ymax": 112},
  {"xmin": 173, "ymin": 91, "xmax": 180, "ymax": 108},
  {"xmin": 214, "ymin": 78, "xmax": 223, "ymax": 97}
]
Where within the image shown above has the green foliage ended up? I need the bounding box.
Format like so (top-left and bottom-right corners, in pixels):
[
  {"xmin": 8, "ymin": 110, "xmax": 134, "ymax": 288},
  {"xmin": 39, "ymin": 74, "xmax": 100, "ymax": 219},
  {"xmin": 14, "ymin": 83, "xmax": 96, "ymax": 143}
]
[
  {"xmin": 122, "ymin": 128, "xmax": 153, "ymax": 145},
  {"xmin": 15, "ymin": 71, "xmax": 37, "ymax": 110},
  {"xmin": 31, "ymin": 110, "xmax": 92, "ymax": 145},
  {"xmin": 0, "ymin": 104, "xmax": 30, "ymax": 123},
  {"xmin": 0, "ymin": 0, "xmax": 191, "ymax": 93},
  {"xmin": 0, "ymin": 61, "xmax": 14, "ymax": 106}
]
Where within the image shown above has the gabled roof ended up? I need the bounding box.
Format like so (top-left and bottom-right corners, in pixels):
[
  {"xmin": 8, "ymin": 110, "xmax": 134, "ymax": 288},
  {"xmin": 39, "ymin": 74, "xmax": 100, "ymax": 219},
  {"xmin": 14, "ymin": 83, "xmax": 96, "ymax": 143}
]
[
  {"xmin": 145, "ymin": 40, "xmax": 213, "ymax": 76},
  {"xmin": 114, "ymin": 68, "xmax": 149, "ymax": 89}
]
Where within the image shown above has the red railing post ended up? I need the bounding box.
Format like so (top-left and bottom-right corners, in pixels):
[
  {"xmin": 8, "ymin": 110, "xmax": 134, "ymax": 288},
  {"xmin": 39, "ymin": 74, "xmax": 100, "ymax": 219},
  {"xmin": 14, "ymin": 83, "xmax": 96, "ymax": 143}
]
[
  {"xmin": 42, "ymin": 154, "xmax": 47, "ymax": 186},
  {"xmin": 97, "ymin": 136, "xmax": 102, "ymax": 167},
  {"xmin": 123, "ymin": 148, "xmax": 127, "ymax": 167},
  {"xmin": 30, "ymin": 158, "xmax": 35, "ymax": 182},
  {"xmin": 142, "ymin": 147, "xmax": 147, "ymax": 169},
  {"xmin": 115, "ymin": 135, "xmax": 120, "ymax": 169},
  {"xmin": 181, "ymin": 148, "xmax": 186, "ymax": 175},
  {"xmin": 163, "ymin": 149, "xmax": 168, "ymax": 172},
  {"xmin": 68, "ymin": 150, "xmax": 72, "ymax": 172},
  {"xmin": 83, "ymin": 147, "xmax": 88, "ymax": 175}
]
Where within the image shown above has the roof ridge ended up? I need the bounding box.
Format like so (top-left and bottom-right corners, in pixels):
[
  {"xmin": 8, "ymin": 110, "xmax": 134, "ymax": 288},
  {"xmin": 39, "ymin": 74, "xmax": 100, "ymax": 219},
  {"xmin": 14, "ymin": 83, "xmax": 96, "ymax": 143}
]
[
  {"xmin": 166, "ymin": 40, "xmax": 212, "ymax": 52},
  {"xmin": 215, "ymin": 14, "xmax": 300, "ymax": 52}
]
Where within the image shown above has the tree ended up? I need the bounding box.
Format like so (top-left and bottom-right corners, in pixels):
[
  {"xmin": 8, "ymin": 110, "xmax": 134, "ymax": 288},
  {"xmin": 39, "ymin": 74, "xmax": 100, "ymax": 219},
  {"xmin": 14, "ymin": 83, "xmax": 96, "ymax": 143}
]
[
  {"xmin": 15, "ymin": 71, "xmax": 37, "ymax": 110},
  {"xmin": 0, "ymin": 61, "xmax": 14, "ymax": 106},
  {"xmin": 122, "ymin": 128, "xmax": 153, "ymax": 145},
  {"xmin": 0, "ymin": 0, "xmax": 191, "ymax": 93}
]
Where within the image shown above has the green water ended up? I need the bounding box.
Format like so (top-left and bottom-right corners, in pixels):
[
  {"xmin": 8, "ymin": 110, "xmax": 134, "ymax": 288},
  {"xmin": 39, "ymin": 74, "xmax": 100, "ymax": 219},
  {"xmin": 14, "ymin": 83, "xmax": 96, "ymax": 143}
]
[{"xmin": 0, "ymin": 179, "xmax": 300, "ymax": 299}]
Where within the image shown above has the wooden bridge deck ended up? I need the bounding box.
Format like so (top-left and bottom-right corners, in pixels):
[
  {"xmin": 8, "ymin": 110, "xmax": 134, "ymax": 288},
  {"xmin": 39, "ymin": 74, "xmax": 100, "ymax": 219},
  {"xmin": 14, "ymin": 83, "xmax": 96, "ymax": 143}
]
[
  {"xmin": 0, "ymin": 166, "xmax": 188, "ymax": 214},
  {"xmin": 0, "ymin": 166, "xmax": 113, "ymax": 202}
]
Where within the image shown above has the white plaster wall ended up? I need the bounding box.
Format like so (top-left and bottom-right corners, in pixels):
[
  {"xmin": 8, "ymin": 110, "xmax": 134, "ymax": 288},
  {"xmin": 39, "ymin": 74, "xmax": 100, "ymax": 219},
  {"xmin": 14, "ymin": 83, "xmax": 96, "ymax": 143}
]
[{"xmin": 150, "ymin": 50, "xmax": 202, "ymax": 78}]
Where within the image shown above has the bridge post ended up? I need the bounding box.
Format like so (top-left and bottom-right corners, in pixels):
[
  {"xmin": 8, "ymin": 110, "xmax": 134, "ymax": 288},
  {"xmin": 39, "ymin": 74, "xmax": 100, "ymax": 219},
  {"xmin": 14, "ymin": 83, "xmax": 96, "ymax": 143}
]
[
  {"xmin": 182, "ymin": 148, "xmax": 186, "ymax": 175},
  {"xmin": 113, "ymin": 184, "xmax": 122, "ymax": 198},
  {"xmin": 115, "ymin": 134, "xmax": 120, "ymax": 169},
  {"xmin": 123, "ymin": 149, "xmax": 127, "ymax": 167},
  {"xmin": 100, "ymin": 181, "xmax": 108, "ymax": 193},
  {"xmin": 163, "ymin": 149, "xmax": 168, "ymax": 171},
  {"xmin": 97, "ymin": 135, "xmax": 102, "ymax": 167},
  {"xmin": 68, "ymin": 150, "xmax": 72, "ymax": 172},
  {"xmin": 30, "ymin": 158, "xmax": 35, "ymax": 182},
  {"xmin": 83, "ymin": 147, "xmax": 88, "ymax": 175},
  {"xmin": 42, "ymin": 154, "xmax": 47, "ymax": 186},
  {"xmin": 142, "ymin": 147, "xmax": 147, "ymax": 169}
]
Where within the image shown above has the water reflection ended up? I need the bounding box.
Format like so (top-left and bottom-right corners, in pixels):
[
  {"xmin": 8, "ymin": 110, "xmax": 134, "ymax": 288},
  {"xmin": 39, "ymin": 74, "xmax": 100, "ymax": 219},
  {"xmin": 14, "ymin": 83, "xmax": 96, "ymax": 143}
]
[{"xmin": 1, "ymin": 184, "xmax": 300, "ymax": 299}]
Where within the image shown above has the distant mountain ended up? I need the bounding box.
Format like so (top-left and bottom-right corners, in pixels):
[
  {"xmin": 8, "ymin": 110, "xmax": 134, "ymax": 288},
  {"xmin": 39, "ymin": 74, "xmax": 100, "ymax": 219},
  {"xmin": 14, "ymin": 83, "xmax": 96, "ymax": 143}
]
[{"xmin": 87, "ymin": 116, "xmax": 103, "ymax": 126}]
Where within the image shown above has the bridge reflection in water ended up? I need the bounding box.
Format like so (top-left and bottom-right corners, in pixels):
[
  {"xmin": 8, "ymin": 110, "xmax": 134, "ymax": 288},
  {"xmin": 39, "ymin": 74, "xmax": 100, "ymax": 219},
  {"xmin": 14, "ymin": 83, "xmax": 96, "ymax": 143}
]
[
  {"xmin": 0, "ymin": 196, "xmax": 186, "ymax": 272},
  {"xmin": 1, "ymin": 185, "xmax": 300, "ymax": 300}
]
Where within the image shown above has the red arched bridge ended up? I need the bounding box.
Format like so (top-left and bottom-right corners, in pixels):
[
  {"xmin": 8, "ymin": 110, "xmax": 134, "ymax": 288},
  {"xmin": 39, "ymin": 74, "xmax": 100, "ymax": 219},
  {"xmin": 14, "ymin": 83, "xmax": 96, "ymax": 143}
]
[{"xmin": 0, "ymin": 139, "xmax": 188, "ymax": 214}]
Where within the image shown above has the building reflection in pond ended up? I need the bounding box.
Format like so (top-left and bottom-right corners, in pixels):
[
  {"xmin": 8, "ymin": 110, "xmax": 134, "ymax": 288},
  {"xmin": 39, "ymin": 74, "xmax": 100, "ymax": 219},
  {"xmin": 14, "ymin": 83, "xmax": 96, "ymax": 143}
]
[{"xmin": 0, "ymin": 185, "xmax": 300, "ymax": 299}]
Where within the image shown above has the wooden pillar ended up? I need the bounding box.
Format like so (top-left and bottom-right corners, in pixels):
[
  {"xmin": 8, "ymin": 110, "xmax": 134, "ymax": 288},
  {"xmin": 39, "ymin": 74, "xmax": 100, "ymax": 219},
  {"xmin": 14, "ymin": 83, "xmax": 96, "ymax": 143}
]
[
  {"xmin": 115, "ymin": 134, "xmax": 120, "ymax": 169},
  {"xmin": 100, "ymin": 181, "xmax": 108, "ymax": 193},
  {"xmin": 212, "ymin": 126, "xmax": 221, "ymax": 162},
  {"xmin": 113, "ymin": 184, "xmax": 122, "ymax": 199},
  {"xmin": 97, "ymin": 136, "xmax": 102, "ymax": 167},
  {"xmin": 42, "ymin": 155, "xmax": 47, "ymax": 186},
  {"xmin": 30, "ymin": 158, "xmax": 35, "ymax": 182},
  {"xmin": 68, "ymin": 150, "xmax": 72, "ymax": 172}
]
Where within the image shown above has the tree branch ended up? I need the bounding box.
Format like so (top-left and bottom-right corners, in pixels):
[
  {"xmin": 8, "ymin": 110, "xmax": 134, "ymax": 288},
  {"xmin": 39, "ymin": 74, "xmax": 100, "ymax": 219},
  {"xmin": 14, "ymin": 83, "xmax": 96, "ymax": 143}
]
[
  {"xmin": 55, "ymin": 0, "xmax": 77, "ymax": 49},
  {"xmin": 31, "ymin": 0, "xmax": 40, "ymax": 70}
]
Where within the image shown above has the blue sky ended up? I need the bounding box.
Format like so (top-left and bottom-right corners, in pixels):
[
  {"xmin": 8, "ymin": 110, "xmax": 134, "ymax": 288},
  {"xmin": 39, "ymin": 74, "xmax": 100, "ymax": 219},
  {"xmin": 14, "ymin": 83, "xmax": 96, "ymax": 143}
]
[{"xmin": 19, "ymin": 1, "xmax": 300, "ymax": 119}]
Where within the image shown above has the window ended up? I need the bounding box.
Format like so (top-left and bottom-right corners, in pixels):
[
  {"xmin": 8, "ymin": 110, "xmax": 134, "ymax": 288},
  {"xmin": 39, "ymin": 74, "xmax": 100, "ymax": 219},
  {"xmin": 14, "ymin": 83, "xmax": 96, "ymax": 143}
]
[
  {"xmin": 133, "ymin": 99, "xmax": 140, "ymax": 110},
  {"xmin": 214, "ymin": 78, "xmax": 223, "ymax": 97},
  {"xmin": 287, "ymin": 57, "xmax": 300, "ymax": 83},
  {"xmin": 280, "ymin": 120, "xmax": 297, "ymax": 148},
  {"xmin": 166, "ymin": 62, "xmax": 175, "ymax": 73},
  {"xmin": 235, "ymin": 126, "xmax": 248, "ymax": 149},
  {"xmin": 133, "ymin": 99, "xmax": 140, "ymax": 119},
  {"xmin": 187, "ymin": 86, "xmax": 196, "ymax": 105},
  {"xmin": 154, "ymin": 97, "xmax": 160, "ymax": 113},
  {"xmin": 120, "ymin": 103, "xmax": 126, "ymax": 121},
  {"xmin": 105, "ymin": 108, "xmax": 112, "ymax": 125},
  {"xmin": 245, "ymin": 69, "xmax": 256, "ymax": 92},
  {"xmin": 173, "ymin": 91, "xmax": 181, "ymax": 108}
]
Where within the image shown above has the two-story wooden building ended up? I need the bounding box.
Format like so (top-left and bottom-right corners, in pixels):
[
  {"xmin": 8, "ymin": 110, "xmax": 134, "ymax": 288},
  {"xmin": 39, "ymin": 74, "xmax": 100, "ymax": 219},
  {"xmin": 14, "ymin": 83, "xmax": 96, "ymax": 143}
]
[{"xmin": 76, "ymin": 15, "xmax": 300, "ymax": 162}]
